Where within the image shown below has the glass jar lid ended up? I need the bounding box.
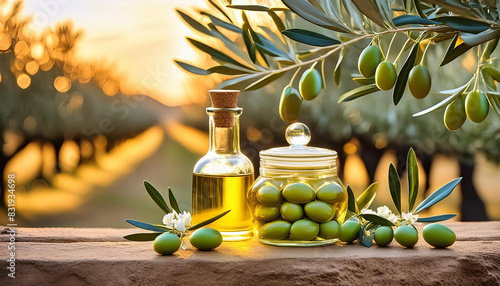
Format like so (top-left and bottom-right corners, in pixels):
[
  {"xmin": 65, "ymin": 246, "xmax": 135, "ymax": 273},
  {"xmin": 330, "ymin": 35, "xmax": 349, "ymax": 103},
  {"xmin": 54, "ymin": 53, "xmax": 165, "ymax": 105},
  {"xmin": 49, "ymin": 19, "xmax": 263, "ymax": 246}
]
[{"xmin": 260, "ymin": 123, "xmax": 337, "ymax": 171}]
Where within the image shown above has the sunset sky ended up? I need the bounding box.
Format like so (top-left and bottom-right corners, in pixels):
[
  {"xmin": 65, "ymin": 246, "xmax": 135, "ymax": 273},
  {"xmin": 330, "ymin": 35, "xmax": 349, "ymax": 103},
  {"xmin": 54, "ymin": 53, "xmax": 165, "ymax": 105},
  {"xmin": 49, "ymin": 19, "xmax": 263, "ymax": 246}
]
[{"xmin": 21, "ymin": 0, "xmax": 205, "ymax": 106}]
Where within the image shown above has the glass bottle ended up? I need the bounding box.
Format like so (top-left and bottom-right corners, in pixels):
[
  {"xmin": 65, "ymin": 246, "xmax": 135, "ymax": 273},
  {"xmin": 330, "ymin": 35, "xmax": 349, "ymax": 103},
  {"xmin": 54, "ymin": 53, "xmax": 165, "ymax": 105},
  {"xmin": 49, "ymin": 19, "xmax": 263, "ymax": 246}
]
[
  {"xmin": 247, "ymin": 123, "xmax": 347, "ymax": 246},
  {"xmin": 192, "ymin": 90, "xmax": 254, "ymax": 241}
]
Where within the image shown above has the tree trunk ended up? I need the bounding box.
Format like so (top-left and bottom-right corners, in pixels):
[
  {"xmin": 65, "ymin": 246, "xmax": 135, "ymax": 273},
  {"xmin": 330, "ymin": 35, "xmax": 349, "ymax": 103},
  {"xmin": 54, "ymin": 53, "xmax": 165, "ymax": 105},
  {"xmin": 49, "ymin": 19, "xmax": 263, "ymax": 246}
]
[
  {"xmin": 337, "ymin": 150, "xmax": 346, "ymax": 182},
  {"xmin": 360, "ymin": 142, "xmax": 385, "ymax": 183},
  {"xmin": 459, "ymin": 160, "xmax": 488, "ymax": 221}
]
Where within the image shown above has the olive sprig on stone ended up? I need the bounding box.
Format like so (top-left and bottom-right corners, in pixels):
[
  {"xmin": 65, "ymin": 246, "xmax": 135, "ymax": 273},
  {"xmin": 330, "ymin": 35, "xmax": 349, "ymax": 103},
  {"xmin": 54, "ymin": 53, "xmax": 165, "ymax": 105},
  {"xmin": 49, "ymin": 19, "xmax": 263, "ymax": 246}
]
[
  {"xmin": 342, "ymin": 148, "xmax": 461, "ymax": 248},
  {"xmin": 123, "ymin": 181, "xmax": 230, "ymax": 254}
]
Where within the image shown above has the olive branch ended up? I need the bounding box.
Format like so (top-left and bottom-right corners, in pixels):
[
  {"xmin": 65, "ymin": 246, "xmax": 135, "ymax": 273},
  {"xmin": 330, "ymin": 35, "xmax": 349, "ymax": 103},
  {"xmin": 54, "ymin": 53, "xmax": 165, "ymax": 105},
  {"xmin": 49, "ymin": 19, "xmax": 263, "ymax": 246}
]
[{"xmin": 175, "ymin": 0, "xmax": 500, "ymax": 129}]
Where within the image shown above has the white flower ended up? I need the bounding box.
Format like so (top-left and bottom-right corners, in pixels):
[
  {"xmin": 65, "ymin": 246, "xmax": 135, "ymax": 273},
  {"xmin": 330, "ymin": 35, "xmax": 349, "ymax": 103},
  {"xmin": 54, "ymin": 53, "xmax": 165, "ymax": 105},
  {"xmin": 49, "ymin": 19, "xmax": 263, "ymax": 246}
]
[
  {"xmin": 175, "ymin": 220, "xmax": 186, "ymax": 232},
  {"xmin": 361, "ymin": 209, "xmax": 377, "ymax": 215},
  {"xmin": 182, "ymin": 211, "xmax": 192, "ymax": 227},
  {"xmin": 401, "ymin": 212, "xmax": 419, "ymax": 225},
  {"xmin": 376, "ymin": 205, "xmax": 399, "ymax": 224},
  {"xmin": 163, "ymin": 212, "xmax": 176, "ymax": 228}
]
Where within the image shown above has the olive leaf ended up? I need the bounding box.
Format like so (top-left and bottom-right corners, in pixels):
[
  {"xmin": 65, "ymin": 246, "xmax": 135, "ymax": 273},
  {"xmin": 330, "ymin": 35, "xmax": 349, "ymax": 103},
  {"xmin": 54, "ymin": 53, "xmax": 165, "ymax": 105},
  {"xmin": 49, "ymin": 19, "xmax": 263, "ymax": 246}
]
[
  {"xmin": 486, "ymin": 91, "xmax": 500, "ymax": 116},
  {"xmin": 388, "ymin": 163, "xmax": 402, "ymax": 215},
  {"xmin": 176, "ymin": 10, "xmax": 212, "ymax": 36},
  {"xmin": 123, "ymin": 232, "xmax": 163, "ymax": 241},
  {"xmin": 351, "ymin": 0, "xmax": 386, "ymax": 28},
  {"xmin": 168, "ymin": 188, "xmax": 181, "ymax": 213},
  {"xmin": 417, "ymin": 214, "xmax": 457, "ymax": 222},
  {"xmin": 125, "ymin": 219, "xmax": 171, "ymax": 233},
  {"xmin": 356, "ymin": 182, "xmax": 378, "ymax": 210},
  {"xmin": 144, "ymin": 180, "xmax": 171, "ymax": 214},
  {"xmin": 358, "ymin": 224, "xmax": 374, "ymax": 247},
  {"xmin": 282, "ymin": 29, "xmax": 340, "ymax": 47},
  {"xmin": 338, "ymin": 84, "xmax": 380, "ymax": 102},
  {"xmin": 435, "ymin": 16, "xmax": 489, "ymax": 34},
  {"xmin": 393, "ymin": 42, "xmax": 419, "ymax": 105},
  {"xmin": 188, "ymin": 210, "xmax": 231, "ymax": 231},
  {"xmin": 333, "ymin": 47, "xmax": 345, "ymax": 86},
  {"xmin": 440, "ymin": 34, "xmax": 473, "ymax": 67},
  {"xmin": 201, "ymin": 12, "xmax": 241, "ymax": 33},
  {"xmin": 413, "ymin": 83, "xmax": 469, "ymax": 117},
  {"xmin": 361, "ymin": 214, "xmax": 395, "ymax": 226},
  {"xmin": 174, "ymin": 60, "xmax": 211, "ymax": 76},
  {"xmin": 244, "ymin": 71, "xmax": 286, "ymax": 91},
  {"xmin": 346, "ymin": 185, "xmax": 357, "ymax": 213},
  {"xmin": 352, "ymin": 76, "xmax": 375, "ymax": 85},
  {"xmin": 392, "ymin": 15, "xmax": 438, "ymax": 26},
  {"xmin": 407, "ymin": 148, "xmax": 419, "ymax": 212},
  {"xmin": 227, "ymin": 4, "xmax": 270, "ymax": 11},
  {"xmin": 207, "ymin": 0, "xmax": 233, "ymax": 24},
  {"xmin": 414, "ymin": 178, "xmax": 462, "ymax": 213}
]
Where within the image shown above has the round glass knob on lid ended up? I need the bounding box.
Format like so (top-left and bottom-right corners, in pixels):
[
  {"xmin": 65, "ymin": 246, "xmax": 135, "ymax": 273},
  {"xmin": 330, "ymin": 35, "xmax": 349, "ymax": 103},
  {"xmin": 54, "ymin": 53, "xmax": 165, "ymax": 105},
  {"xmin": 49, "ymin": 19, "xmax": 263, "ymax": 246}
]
[
  {"xmin": 286, "ymin": 122, "xmax": 311, "ymax": 146},
  {"xmin": 260, "ymin": 122, "xmax": 337, "ymax": 170}
]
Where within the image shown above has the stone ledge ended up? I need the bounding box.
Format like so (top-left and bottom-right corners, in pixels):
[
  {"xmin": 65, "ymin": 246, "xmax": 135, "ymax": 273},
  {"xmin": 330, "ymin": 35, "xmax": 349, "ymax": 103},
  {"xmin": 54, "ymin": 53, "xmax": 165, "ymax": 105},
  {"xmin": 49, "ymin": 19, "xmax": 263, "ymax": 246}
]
[{"xmin": 1, "ymin": 222, "xmax": 500, "ymax": 285}]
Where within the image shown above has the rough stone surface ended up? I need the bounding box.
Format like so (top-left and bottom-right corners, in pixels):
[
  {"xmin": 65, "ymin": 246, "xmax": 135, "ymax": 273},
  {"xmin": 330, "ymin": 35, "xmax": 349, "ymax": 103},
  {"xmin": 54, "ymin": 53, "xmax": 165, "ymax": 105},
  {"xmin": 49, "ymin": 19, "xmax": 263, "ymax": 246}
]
[{"xmin": 1, "ymin": 222, "xmax": 499, "ymax": 285}]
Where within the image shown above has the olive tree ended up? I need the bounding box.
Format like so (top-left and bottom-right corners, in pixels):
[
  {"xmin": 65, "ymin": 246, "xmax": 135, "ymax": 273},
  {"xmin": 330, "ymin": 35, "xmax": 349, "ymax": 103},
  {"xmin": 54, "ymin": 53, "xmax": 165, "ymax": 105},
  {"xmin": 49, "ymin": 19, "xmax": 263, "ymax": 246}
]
[{"xmin": 176, "ymin": 0, "xmax": 500, "ymax": 220}]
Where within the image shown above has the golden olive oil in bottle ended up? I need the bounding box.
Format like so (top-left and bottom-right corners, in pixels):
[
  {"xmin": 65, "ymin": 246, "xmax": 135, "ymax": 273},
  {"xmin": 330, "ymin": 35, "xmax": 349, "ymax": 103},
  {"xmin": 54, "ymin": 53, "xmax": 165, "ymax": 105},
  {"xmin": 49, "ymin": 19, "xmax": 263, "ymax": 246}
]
[{"xmin": 191, "ymin": 90, "xmax": 254, "ymax": 241}]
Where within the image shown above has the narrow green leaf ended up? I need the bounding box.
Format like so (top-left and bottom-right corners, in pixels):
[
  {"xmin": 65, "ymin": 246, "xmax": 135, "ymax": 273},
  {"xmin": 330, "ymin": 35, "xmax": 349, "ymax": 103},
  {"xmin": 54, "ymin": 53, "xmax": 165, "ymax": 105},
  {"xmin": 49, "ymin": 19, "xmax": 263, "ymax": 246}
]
[
  {"xmin": 125, "ymin": 219, "xmax": 170, "ymax": 233},
  {"xmin": 176, "ymin": 10, "xmax": 212, "ymax": 36},
  {"xmin": 417, "ymin": 214, "xmax": 457, "ymax": 222},
  {"xmin": 244, "ymin": 72, "xmax": 285, "ymax": 91},
  {"xmin": 388, "ymin": 163, "xmax": 402, "ymax": 214},
  {"xmin": 483, "ymin": 66, "xmax": 500, "ymax": 82},
  {"xmin": 435, "ymin": 16, "xmax": 489, "ymax": 34},
  {"xmin": 414, "ymin": 178, "xmax": 462, "ymax": 213},
  {"xmin": 482, "ymin": 69, "xmax": 497, "ymax": 90},
  {"xmin": 486, "ymin": 92, "xmax": 500, "ymax": 116},
  {"xmin": 144, "ymin": 181, "xmax": 171, "ymax": 214},
  {"xmin": 227, "ymin": 5, "xmax": 269, "ymax": 11},
  {"xmin": 334, "ymin": 62, "xmax": 342, "ymax": 86},
  {"xmin": 352, "ymin": 76, "xmax": 375, "ymax": 85},
  {"xmin": 123, "ymin": 232, "xmax": 163, "ymax": 241},
  {"xmin": 393, "ymin": 43, "xmax": 419, "ymax": 105},
  {"xmin": 407, "ymin": 148, "xmax": 419, "ymax": 212},
  {"xmin": 361, "ymin": 214, "xmax": 396, "ymax": 226},
  {"xmin": 351, "ymin": 0, "xmax": 386, "ymax": 28},
  {"xmin": 208, "ymin": 0, "xmax": 233, "ymax": 23},
  {"xmin": 268, "ymin": 10, "xmax": 286, "ymax": 31},
  {"xmin": 188, "ymin": 210, "xmax": 231, "ymax": 231},
  {"xmin": 174, "ymin": 60, "xmax": 210, "ymax": 75},
  {"xmin": 282, "ymin": 29, "xmax": 340, "ymax": 47},
  {"xmin": 254, "ymin": 43, "xmax": 289, "ymax": 59},
  {"xmin": 281, "ymin": 0, "xmax": 351, "ymax": 33},
  {"xmin": 338, "ymin": 84, "xmax": 380, "ymax": 103},
  {"xmin": 321, "ymin": 59, "xmax": 327, "ymax": 89},
  {"xmin": 413, "ymin": 84, "xmax": 468, "ymax": 117},
  {"xmin": 242, "ymin": 24, "xmax": 256, "ymax": 62},
  {"xmin": 259, "ymin": 26, "xmax": 287, "ymax": 51},
  {"xmin": 414, "ymin": 0, "xmax": 428, "ymax": 19},
  {"xmin": 461, "ymin": 28, "xmax": 500, "ymax": 47},
  {"xmin": 358, "ymin": 224, "xmax": 373, "ymax": 247},
  {"xmin": 393, "ymin": 15, "xmax": 438, "ymax": 26},
  {"xmin": 341, "ymin": 0, "xmax": 364, "ymax": 31},
  {"xmin": 207, "ymin": 64, "xmax": 253, "ymax": 75},
  {"xmin": 201, "ymin": 12, "xmax": 241, "ymax": 33},
  {"xmin": 346, "ymin": 185, "xmax": 356, "ymax": 213},
  {"xmin": 187, "ymin": 37, "xmax": 253, "ymax": 70},
  {"xmin": 483, "ymin": 38, "xmax": 499, "ymax": 60},
  {"xmin": 217, "ymin": 73, "xmax": 263, "ymax": 90},
  {"xmin": 168, "ymin": 188, "xmax": 181, "ymax": 213},
  {"xmin": 356, "ymin": 182, "xmax": 378, "ymax": 210}
]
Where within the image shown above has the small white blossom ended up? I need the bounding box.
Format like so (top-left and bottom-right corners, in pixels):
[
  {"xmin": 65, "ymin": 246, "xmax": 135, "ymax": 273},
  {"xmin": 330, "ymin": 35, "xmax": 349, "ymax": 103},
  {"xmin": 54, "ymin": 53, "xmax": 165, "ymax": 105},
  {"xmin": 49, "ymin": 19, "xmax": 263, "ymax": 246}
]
[
  {"xmin": 163, "ymin": 212, "xmax": 176, "ymax": 228},
  {"xmin": 376, "ymin": 205, "xmax": 399, "ymax": 224},
  {"xmin": 176, "ymin": 220, "xmax": 186, "ymax": 232},
  {"xmin": 181, "ymin": 211, "xmax": 191, "ymax": 227},
  {"xmin": 401, "ymin": 212, "xmax": 419, "ymax": 225}
]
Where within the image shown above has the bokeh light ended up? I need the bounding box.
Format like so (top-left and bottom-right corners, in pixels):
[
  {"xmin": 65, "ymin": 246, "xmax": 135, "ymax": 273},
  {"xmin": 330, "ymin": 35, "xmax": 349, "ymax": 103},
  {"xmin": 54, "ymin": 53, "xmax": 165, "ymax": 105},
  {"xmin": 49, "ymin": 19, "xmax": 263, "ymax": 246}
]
[
  {"xmin": 17, "ymin": 73, "xmax": 31, "ymax": 89},
  {"xmin": 54, "ymin": 76, "xmax": 72, "ymax": 92}
]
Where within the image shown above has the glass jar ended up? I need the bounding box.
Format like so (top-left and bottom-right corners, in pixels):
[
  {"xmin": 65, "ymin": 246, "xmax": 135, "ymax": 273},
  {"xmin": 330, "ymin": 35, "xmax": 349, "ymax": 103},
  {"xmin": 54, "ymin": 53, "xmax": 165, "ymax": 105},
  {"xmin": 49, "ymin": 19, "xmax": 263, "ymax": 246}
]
[{"xmin": 247, "ymin": 123, "xmax": 347, "ymax": 246}]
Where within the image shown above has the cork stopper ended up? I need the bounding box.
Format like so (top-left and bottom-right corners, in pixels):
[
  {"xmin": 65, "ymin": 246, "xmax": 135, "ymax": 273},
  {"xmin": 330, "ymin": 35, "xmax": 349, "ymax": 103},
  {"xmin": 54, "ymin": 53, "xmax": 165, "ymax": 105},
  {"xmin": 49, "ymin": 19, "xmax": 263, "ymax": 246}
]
[{"xmin": 209, "ymin": 90, "xmax": 239, "ymax": 127}]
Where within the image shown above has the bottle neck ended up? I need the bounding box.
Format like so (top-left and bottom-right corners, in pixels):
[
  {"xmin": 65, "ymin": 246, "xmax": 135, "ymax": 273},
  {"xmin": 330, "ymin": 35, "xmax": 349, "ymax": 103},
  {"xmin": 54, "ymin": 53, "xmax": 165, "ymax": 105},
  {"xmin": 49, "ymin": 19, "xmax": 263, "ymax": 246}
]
[{"xmin": 207, "ymin": 108, "xmax": 242, "ymax": 155}]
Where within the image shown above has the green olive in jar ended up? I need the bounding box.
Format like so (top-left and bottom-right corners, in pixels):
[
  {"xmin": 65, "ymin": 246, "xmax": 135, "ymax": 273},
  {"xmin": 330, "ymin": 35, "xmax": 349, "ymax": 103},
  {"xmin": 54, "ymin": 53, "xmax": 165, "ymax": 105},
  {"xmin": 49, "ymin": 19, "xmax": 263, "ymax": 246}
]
[
  {"xmin": 282, "ymin": 183, "xmax": 316, "ymax": 204},
  {"xmin": 316, "ymin": 182, "xmax": 344, "ymax": 203},
  {"xmin": 304, "ymin": 201, "xmax": 335, "ymax": 223},
  {"xmin": 254, "ymin": 204, "xmax": 280, "ymax": 221},
  {"xmin": 258, "ymin": 220, "xmax": 292, "ymax": 240},
  {"xmin": 318, "ymin": 220, "xmax": 341, "ymax": 239},
  {"xmin": 280, "ymin": 201, "xmax": 304, "ymax": 222},
  {"xmin": 290, "ymin": 219, "xmax": 320, "ymax": 241},
  {"xmin": 256, "ymin": 185, "xmax": 282, "ymax": 205}
]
